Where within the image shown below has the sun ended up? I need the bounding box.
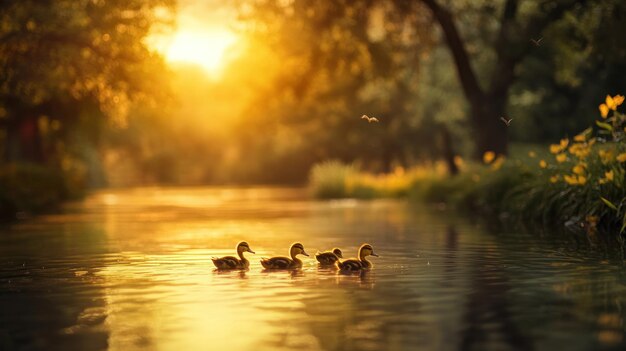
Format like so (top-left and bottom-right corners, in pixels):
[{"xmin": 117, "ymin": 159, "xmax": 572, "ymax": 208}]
[{"xmin": 163, "ymin": 29, "xmax": 237, "ymax": 75}]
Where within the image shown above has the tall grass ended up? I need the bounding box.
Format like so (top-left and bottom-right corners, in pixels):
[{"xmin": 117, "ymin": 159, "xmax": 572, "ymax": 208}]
[
  {"xmin": 309, "ymin": 161, "xmax": 356, "ymax": 199},
  {"xmin": 309, "ymin": 160, "xmax": 447, "ymax": 199}
]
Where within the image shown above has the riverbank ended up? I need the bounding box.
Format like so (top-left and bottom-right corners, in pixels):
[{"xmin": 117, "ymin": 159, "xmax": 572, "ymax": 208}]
[
  {"xmin": 310, "ymin": 95, "xmax": 626, "ymax": 238},
  {"xmin": 0, "ymin": 163, "xmax": 85, "ymax": 221}
]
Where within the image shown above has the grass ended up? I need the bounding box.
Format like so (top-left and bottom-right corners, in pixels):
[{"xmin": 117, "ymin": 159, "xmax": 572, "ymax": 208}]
[{"xmin": 309, "ymin": 160, "xmax": 447, "ymax": 199}]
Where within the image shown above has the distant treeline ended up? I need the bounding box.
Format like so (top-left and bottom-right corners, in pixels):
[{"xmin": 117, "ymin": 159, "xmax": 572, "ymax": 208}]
[{"xmin": 1, "ymin": 1, "xmax": 626, "ymax": 218}]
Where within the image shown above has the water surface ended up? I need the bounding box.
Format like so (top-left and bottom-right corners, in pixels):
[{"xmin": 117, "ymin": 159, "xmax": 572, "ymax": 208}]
[{"xmin": 1, "ymin": 187, "xmax": 625, "ymax": 350}]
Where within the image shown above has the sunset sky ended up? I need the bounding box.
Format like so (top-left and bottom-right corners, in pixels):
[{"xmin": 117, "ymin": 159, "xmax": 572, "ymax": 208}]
[{"xmin": 150, "ymin": 0, "xmax": 239, "ymax": 76}]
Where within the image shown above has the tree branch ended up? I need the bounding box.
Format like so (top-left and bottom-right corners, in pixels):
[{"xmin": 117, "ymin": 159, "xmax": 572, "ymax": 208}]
[
  {"xmin": 420, "ymin": 0, "xmax": 485, "ymax": 103},
  {"xmin": 488, "ymin": 0, "xmax": 519, "ymax": 95}
]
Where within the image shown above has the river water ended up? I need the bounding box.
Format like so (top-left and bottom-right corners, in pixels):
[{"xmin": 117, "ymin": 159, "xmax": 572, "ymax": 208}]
[{"xmin": 1, "ymin": 187, "xmax": 625, "ymax": 351}]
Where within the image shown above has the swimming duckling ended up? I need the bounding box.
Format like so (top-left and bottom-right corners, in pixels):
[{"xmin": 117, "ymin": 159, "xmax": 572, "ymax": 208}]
[
  {"xmin": 260, "ymin": 242, "xmax": 309, "ymax": 269},
  {"xmin": 337, "ymin": 243, "xmax": 379, "ymax": 271},
  {"xmin": 315, "ymin": 248, "xmax": 343, "ymax": 265},
  {"xmin": 212, "ymin": 241, "xmax": 255, "ymax": 270}
]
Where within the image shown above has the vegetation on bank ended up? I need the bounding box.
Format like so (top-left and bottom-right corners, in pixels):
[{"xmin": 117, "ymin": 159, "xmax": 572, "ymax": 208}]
[
  {"xmin": 0, "ymin": 163, "xmax": 86, "ymax": 220},
  {"xmin": 310, "ymin": 95, "xmax": 626, "ymax": 237}
]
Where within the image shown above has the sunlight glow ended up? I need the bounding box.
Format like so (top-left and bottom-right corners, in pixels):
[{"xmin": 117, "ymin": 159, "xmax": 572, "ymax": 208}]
[{"xmin": 164, "ymin": 30, "xmax": 237, "ymax": 75}]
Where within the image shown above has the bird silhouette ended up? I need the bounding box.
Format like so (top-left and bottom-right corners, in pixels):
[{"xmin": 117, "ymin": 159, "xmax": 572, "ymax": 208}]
[
  {"xmin": 530, "ymin": 37, "xmax": 543, "ymax": 46},
  {"xmin": 500, "ymin": 116, "xmax": 513, "ymax": 126},
  {"xmin": 361, "ymin": 115, "xmax": 379, "ymax": 123}
]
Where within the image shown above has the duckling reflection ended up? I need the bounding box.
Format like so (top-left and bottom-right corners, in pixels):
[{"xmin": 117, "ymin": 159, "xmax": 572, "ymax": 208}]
[
  {"xmin": 335, "ymin": 270, "xmax": 376, "ymax": 290},
  {"xmin": 211, "ymin": 241, "xmax": 255, "ymax": 270},
  {"xmin": 260, "ymin": 242, "xmax": 309, "ymax": 269},
  {"xmin": 289, "ymin": 269, "xmax": 305, "ymax": 279},
  {"xmin": 337, "ymin": 243, "xmax": 379, "ymax": 272},
  {"xmin": 315, "ymin": 248, "xmax": 343, "ymax": 266},
  {"xmin": 212, "ymin": 269, "xmax": 248, "ymax": 279},
  {"xmin": 358, "ymin": 271, "xmax": 375, "ymax": 289}
]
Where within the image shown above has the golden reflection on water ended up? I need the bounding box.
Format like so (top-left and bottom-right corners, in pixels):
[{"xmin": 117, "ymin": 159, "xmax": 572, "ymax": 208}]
[
  {"xmin": 3, "ymin": 187, "xmax": 626, "ymax": 350},
  {"xmin": 99, "ymin": 252, "xmax": 247, "ymax": 350}
]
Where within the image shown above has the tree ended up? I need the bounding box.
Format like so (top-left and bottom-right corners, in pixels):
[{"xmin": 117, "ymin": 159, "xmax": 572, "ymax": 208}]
[
  {"xmin": 420, "ymin": 0, "xmax": 591, "ymax": 157},
  {"xmin": 0, "ymin": 0, "xmax": 174, "ymax": 164},
  {"xmin": 238, "ymin": 0, "xmax": 437, "ymax": 173}
]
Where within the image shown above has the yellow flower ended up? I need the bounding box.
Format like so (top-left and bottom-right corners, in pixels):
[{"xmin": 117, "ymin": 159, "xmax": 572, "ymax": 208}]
[
  {"xmin": 453, "ymin": 155, "xmax": 464, "ymax": 168},
  {"xmin": 550, "ymin": 144, "xmax": 562, "ymax": 154},
  {"xmin": 599, "ymin": 170, "xmax": 614, "ymax": 185},
  {"xmin": 617, "ymin": 153, "xmax": 626, "ymax": 163},
  {"xmin": 563, "ymin": 174, "xmax": 587, "ymax": 186},
  {"xmin": 606, "ymin": 95, "xmax": 616, "ymax": 110},
  {"xmin": 550, "ymin": 139, "xmax": 569, "ymax": 154},
  {"xmin": 491, "ymin": 156, "xmax": 505, "ymax": 170},
  {"xmin": 574, "ymin": 128, "xmax": 592, "ymax": 143},
  {"xmin": 539, "ymin": 160, "xmax": 547, "ymax": 169},
  {"xmin": 483, "ymin": 151, "xmax": 495, "ymax": 164},
  {"xmin": 528, "ymin": 151, "xmax": 536, "ymax": 158},
  {"xmin": 572, "ymin": 164, "xmax": 586, "ymax": 175},
  {"xmin": 550, "ymin": 175, "xmax": 559, "ymax": 183},
  {"xmin": 564, "ymin": 174, "xmax": 578, "ymax": 185},
  {"xmin": 599, "ymin": 149, "xmax": 614, "ymax": 164},
  {"xmin": 568, "ymin": 143, "xmax": 590, "ymax": 159},
  {"xmin": 599, "ymin": 103, "xmax": 609, "ymax": 118},
  {"xmin": 614, "ymin": 94, "xmax": 625, "ymax": 106},
  {"xmin": 556, "ymin": 153, "xmax": 567, "ymax": 163}
]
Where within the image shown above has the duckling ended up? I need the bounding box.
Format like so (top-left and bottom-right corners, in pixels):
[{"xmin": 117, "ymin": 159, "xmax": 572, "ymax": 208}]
[
  {"xmin": 260, "ymin": 242, "xmax": 309, "ymax": 269},
  {"xmin": 337, "ymin": 243, "xmax": 379, "ymax": 271},
  {"xmin": 212, "ymin": 241, "xmax": 255, "ymax": 270},
  {"xmin": 315, "ymin": 248, "xmax": 343, "ymax": 265}
]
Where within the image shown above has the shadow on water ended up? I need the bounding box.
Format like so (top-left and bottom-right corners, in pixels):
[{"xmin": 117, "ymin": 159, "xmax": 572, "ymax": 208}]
[
  {"xmin": 0, "ymin": 222, "xmax": 111, "ymax": 350},
  {"xmin": 456, "ymin": 226, "xmax": 533, "ymax": 351}
]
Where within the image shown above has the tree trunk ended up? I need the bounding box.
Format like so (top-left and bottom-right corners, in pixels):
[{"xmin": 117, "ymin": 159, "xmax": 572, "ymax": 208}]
[
  {"xmin": 470, "ymin": 96, "xmax": 509, "ymax": 158},
  {"xmin": 440, "ymin": 125, "xmax": 459, "ymax": 175},
  {"xmin": 421, "ymin": 0, "xmax": 585, "ymax": 159},
  {"xmin": 421, "ymin": 0, "xmax": 509, "ymax": 158}
]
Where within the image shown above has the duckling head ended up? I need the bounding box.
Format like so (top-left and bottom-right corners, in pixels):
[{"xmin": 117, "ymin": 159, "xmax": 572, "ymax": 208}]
[
  {"xmin": 332, "ymin": 248, "xmax": 343, "ymax": 258},
  {"xmin": 237, "ymin": 241, "xmax": 255, "ymax": 254},
  {"xmin": 359, "ymin": 243, "xmax": 378, "ymax": 258},
  {"xmin": 290, "ymin": 242, "xmax": 309, "ymax": 257}
]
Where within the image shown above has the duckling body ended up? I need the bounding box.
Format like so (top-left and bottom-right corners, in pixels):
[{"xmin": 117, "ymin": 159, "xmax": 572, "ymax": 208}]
[
  {"xmin": 260, "ymin": 256, "xmax": 297, "ymax": 269},
  {"xmin": 337, "ymin": 243, "xmax": 378, "ymax": 272},
  {"xmin": 337, "ymin": 259, "xmax": 364, "ymax": 271},
  {"xmin": 261, "ymin": 243, "xmax": 309, "ymax": 269},
  {"xmin": 315, "ymin": 248, "xmax": 343, "ymax": 265},
  {"xmin": 212, "ymin": 242, "xmax": 255, "ymax": 270}
]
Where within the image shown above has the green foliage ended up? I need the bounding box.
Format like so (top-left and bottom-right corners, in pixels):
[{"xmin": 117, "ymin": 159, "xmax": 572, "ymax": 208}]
[
  {"xmin": 0, "ymin": 163, "xmax": 64, "ymax": 218},
  {"xmin": 0, "ymin": 0, "xmax": 174, "ymax": 111},
  {"xmin": 0, "ymin": 0, "xmax": 175, "ymax": 218},
  {"xmin": 0, "ymin": 159, "xmax": 89, "ymax": 219}
]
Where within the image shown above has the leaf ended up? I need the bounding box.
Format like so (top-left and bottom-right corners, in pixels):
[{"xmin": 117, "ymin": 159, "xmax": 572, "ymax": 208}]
[
  {"xmin": 600, "ymin": 196, "xmax": 618, "ymax": 211},
  {"xmin": 621, "ymin": 215, "xmax": 626, "ymax": 234},
  {"xmin": 596, "ymin": 120, "xmax": 614, "ymax": 132}
]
